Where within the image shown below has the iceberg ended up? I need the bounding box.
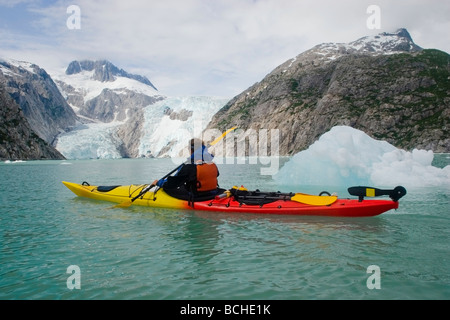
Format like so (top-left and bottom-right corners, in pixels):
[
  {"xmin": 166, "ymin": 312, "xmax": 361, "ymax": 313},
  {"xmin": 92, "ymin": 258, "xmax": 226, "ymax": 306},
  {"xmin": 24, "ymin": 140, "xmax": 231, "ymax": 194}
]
[{"xmin": 274, "ymin": 126, "xmax": 450, "ymax": 188}]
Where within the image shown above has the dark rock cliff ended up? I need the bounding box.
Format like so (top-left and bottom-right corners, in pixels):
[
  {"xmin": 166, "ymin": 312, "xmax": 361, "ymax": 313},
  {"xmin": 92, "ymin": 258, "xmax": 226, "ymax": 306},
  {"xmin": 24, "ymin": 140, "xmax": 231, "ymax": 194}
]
[
  {"xmin": 0, "ymin": 85, "xmax": 65, "ymax": 160},
  {"xmin": 0, "ymin": 60, "xmax": 78, "ymax": 145}
]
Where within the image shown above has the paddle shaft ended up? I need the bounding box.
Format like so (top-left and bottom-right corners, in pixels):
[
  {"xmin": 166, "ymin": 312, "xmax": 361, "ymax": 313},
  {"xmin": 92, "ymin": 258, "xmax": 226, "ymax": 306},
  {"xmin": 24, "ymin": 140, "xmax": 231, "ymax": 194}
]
[{"xmin": 129, "ymin": 163, "xmax": 185, "ymax": 202}]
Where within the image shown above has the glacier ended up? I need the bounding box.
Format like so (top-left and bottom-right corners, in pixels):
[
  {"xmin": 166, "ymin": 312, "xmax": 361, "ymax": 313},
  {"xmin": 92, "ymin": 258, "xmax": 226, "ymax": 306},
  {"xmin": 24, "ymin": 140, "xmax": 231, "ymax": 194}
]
[
  {"xmin": 138, "ymin": 96, "xmax": 229, "ymax": 158},
  {"xmin": 56, "ymin": 95, "xmax": 228, "ymax": 159},
  {"xmin": 273, "ymin": 126, "xmax": 450, "ymax": 189},
  {"xmin": 56, "ymin": 121, "xmax": 123, "ymax": 159}
]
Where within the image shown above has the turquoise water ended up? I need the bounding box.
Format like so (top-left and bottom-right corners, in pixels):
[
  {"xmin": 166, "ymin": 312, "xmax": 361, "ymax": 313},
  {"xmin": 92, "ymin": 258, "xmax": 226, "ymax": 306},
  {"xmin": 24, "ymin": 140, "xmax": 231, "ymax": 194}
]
[{"xmin": 0, "ymin": 156, "xmax": 449, "ymax": 300}]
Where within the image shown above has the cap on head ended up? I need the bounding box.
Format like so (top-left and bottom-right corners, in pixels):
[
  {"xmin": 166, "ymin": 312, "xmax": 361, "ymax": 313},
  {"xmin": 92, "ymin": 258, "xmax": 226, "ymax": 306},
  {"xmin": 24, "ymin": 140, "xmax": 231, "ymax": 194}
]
[{"xmin": 190, "ymin": 138, "xmax": 204, "ymax": 154}]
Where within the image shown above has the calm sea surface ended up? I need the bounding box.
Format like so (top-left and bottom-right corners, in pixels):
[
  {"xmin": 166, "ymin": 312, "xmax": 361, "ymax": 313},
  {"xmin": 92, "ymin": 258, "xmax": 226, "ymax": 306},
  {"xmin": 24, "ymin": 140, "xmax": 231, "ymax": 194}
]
[{"xmin": 0, "ymin": 156, "xmax": 449, "ymax": 300}]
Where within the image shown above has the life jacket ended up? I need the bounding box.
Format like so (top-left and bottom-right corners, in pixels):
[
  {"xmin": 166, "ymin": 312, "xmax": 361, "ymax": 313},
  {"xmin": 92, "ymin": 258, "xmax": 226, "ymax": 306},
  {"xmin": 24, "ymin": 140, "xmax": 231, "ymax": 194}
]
[{"xmin": 195, "ymin": 162, "xmax": 218, "ymax": 192}]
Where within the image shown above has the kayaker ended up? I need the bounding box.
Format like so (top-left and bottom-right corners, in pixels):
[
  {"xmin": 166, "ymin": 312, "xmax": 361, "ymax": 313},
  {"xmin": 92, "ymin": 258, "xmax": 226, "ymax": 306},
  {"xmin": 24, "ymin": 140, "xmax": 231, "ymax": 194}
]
[{"xmin": 152, "ymin": 138, "xmax": 220, "ymax": 200}]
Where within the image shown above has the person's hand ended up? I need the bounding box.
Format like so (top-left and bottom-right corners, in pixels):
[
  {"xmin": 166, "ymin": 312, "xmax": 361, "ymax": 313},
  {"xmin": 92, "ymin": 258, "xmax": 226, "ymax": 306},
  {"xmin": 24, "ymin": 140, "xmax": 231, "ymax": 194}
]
[{"xmin": 152, "ymin": 180, "xmax": 158, "ymax": 186}]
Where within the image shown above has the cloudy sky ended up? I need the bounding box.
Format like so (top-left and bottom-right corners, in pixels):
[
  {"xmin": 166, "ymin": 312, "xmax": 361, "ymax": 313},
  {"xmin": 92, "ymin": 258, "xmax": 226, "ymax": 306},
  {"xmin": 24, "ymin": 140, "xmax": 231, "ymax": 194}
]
[{"xmin": 0, "ymin": 0, "xmax": 449, "ymax": 97}]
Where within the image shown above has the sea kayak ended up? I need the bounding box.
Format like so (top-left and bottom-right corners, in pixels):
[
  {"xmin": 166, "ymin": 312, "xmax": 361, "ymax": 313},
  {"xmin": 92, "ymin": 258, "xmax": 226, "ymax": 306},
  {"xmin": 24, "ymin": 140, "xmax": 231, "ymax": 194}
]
[{"xmin": 62, "ymin": 181, "xmax": 406, "ymax": 217}]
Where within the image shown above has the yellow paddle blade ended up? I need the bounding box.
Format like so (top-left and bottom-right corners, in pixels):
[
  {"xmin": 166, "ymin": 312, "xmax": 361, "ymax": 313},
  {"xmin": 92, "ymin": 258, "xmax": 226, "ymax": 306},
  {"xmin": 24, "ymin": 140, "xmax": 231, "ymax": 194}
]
[
  {"xmin": 113, "ymin": 200, "xmax": 133, "ymax": 208},
  {"xmin": 291, "ymin": 194, "xmax": 338, "ymax": 206},
  {"xmin": 210, "ymin": 126, "xmax": 237, "ymax": 146}
]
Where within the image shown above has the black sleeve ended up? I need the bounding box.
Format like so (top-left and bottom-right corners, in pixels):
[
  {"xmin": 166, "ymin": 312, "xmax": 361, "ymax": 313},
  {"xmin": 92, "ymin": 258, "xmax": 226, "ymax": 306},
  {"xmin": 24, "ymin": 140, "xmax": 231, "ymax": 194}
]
[{"xmin": 164, "ymin": 164, "xmax": 197, "ymax": 190}]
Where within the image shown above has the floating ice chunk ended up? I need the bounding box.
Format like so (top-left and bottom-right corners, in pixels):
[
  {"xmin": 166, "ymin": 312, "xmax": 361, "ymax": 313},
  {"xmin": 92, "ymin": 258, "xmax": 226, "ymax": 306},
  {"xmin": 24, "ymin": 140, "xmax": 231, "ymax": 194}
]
[
  {"xmin": 274, "ymin": 126, "xmax": 450, "ymax": 188},
  {"xmin": 371, "ymin": 148, "xmax": 450, "ymax": 187}
]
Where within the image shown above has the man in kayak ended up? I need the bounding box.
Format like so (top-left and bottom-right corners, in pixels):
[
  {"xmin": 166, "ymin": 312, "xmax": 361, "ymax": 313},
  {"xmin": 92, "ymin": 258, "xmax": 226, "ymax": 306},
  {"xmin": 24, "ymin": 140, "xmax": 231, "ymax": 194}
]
[{"xmin": 152, "ymin": 138, "xmax": 220, "ymax": 201}]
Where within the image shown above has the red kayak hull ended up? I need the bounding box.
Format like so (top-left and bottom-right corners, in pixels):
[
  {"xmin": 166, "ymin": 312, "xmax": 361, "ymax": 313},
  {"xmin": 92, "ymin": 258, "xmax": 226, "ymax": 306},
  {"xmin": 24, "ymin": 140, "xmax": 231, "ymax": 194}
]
[{"xmin": 193, "ymin": 197, "xmax": 399, "ymax": 217}]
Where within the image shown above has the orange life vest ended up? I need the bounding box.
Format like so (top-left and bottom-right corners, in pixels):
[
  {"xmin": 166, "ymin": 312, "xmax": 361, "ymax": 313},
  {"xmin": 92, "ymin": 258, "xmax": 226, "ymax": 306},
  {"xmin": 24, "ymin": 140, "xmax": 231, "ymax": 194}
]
[{"xmin": 196, "ymin": 163, "xmax": 218, "ymax": 192}]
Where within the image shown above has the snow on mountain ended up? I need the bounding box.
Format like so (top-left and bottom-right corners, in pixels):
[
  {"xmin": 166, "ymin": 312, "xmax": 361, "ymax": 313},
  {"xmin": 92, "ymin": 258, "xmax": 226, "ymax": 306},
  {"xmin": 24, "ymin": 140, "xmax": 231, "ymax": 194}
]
[
  {"xmin": 65, "ymin": 60, "xmax": 157, "ymax": 90},
  {"xmin": 284, "ymin": 28, "xmax": 422, "ymax": 67},
  {"xmin": 53, "ymin": 60, "xmax": 162, "ymax": 126},
  {"xmin": 347, "ymin": 28, "xmax": 421, "ymax": 54},
  {"xmin": 0, "ymin": 58, "xmax": 38, "ymax": 75},
  {"xmin": 54, "ymin": 64, "xmax": 160, "ymax": 106}
]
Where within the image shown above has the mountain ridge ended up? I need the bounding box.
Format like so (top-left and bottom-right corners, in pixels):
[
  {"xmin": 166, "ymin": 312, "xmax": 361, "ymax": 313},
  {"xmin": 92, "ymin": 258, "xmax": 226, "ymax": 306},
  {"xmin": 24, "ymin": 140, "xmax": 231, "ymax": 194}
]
[
  {"xmin": 206, "ymin": 28, "xmax": 449, "ymax": 154},
  {"xmin": 66, "ymin": 59, "xmax": 158, "ymax": 91},
  {"xmin": 0, "ymin": 59, "xmax": 79, "ymax": 146}
]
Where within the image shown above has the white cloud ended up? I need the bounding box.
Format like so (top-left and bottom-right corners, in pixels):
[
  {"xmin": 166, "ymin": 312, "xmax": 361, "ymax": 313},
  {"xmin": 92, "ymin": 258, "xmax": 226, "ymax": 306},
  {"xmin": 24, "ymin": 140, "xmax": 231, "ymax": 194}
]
[{"xmin": 0, "ymin": 0, "xmax": 449, "ymax": 97}]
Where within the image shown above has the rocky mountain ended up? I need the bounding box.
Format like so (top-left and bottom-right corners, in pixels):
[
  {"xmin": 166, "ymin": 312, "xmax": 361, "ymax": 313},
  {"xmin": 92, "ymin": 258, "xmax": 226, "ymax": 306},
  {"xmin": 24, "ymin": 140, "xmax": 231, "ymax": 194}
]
[
  {"xmin": 0, "ymin": 59, "xmax": 79, "ymax": 146},
  {"xmin": 0, "ymin": 85, "xmax": 65, "ymax": 160},
  {"xmin": 206, "ymin": 28, "xmax": 450, "ymax": 154},
  {"xmin": 54, "ymin": 59, "xmax": 167, "ymax": 158},
  {"xmin": 55, "ymin": 60, "xmax": 163, "ymax": 123},
  {"xmin": 65, "ymin": 60, "xmax": 157, "ymax": 90},
  {"xmin": 62, "ymin": 85, "xmax": 160, "ymax": 123}
]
